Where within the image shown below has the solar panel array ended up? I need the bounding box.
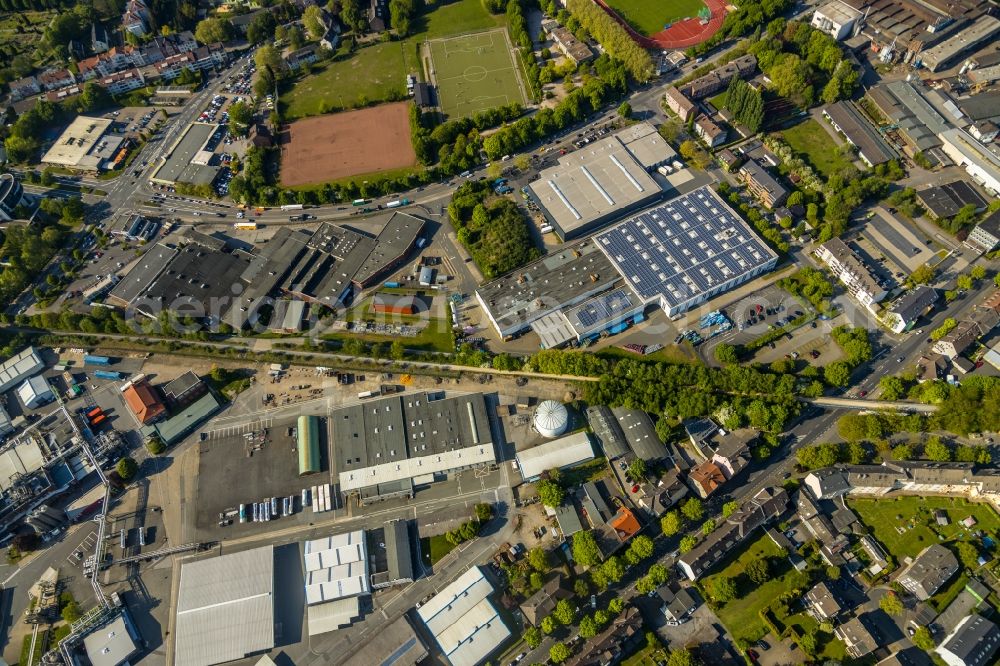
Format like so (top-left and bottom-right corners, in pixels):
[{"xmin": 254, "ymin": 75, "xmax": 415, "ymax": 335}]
[
  {"xmin": 567, "ymin": 288, "xmax": 639, "ymax": 331},
  {"xmin": 596, "ymin": 187, "xmax": 776, "ymax": 311}
]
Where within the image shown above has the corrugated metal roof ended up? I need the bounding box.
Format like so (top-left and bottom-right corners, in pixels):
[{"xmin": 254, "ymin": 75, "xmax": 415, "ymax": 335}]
[
  {"xmin": 307, "ymin": 597, "xmax": 361, "ymax": 636},
  {"xmin": 174, "ymin": 546, "xmax": 274, "ymax": 666},
  {"xmin": 516, "ymin": 431, "xmax": 595, "ymax": 480}
]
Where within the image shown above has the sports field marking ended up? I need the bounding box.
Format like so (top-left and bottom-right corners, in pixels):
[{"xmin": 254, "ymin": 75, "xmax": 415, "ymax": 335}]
[{"xmin": 427, "ymin": 28, "xmax": 528, "ymax": 118}]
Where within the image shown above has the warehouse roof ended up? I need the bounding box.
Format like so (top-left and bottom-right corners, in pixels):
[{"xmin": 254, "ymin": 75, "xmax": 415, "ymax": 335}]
[
  {"xmin": 335, "ymin": 392, "xmax": 495, "ymax": 493},
  {"xmin": 917, "ymin": 179, "xmax": 989, "ymax": 218},
  {"xmin": 353, "ymin": 213, "xmax": 424, "ymax": 287},
  {"xmin": 303, "ymin": 530, "xmax": 369, "ymax": 605},
  {"xmin": 611, "ymin": 408, "xmax": 667, "ymax": 461},
  {"xmin": 516, "ymin": 431, "xmax": 595, "ymax": 481},
  {"xmin": 476, "ymin": 240, "xmax": 620, "ymax": 336},
  {"xmin": 384, "ymin": 519, "xmax": 414, "ymax": 583},
  {"xmin": 307, "ymin": 597, "xmax": 361, "ymax": 636},
  {"xmin": 143, "ymin": 391, "xmax": 221, "ymax": 445},
  {"xmin": 528, "ymin": 134, "xmax": 661, "ymax": 238},
  {"xmin": 613, "ymin": 122, "xmax": 677, "ymax": 169},
  {"xmin": 107, "ymin": 243, "xmax": 178, "ymax": 307},
  {"xmin": 0, "ymin": 439, "xmax": 45, "ymax": 491},
  {"xmin": 41, "ymin": 116, "xmax": 114, "ymax": 168},
  {"xmin": 0, "ymin": 346, "xmax": 44, "ymax": 394},
  {"xmin": 920, "ymin": 16, "xmax": 1000, "ymax": 71},
  {"xmin": 957, "ymin": 91, "xmax": 1000, "ymax": 121},
  {"xmin": 417, "ymin": 566, "xmax": 509, "ymax": 666},
  {"xmin": 83, "ymin": 613, "xmax": 140, "ymax": 666},
  {"xmin": 342, "ymin": 614, "xmax": 428, "ymax": 666},
  {"xmin": 122, "ymin": 379, "xmax": 166, "ymax": 424},
  {"xmin": 152, "ymin": 122, "xmax": 220, "ymax": 185},
  {"xmin": 174, "ymin": 545, "xmax": 275, "ymax": 666},
  {"xmin": 586, "ymin": 406, "xmax": 629, "ymax": 460},
  {"xmin": 563, "ymin": 287, "xmax": 643, "ymax": 339},
  {"xmin": 868, "ymin": 81, "xmax": 950, "ymax": 154},
  {"xmin": 823, "ymin": 101, "xmax": 898, "ymax": 166},
  {"xmin": 595, "ymin": 186, "xmax": 778, "ymax": 310}
]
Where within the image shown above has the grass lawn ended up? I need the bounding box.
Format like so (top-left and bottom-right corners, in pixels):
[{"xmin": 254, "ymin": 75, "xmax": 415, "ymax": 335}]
[
  {"xmin": 930, "ymin": 572, "xmax": 969, "ymax": 612},
  {"xmin": 621, "ymin": 642, "xmax": 668, "ymax": 666},
  {"xmin": 323, "ymin": 316, "xmax": 455, "ymax": 353},
  {"xmin": 428, "ymin": 29, "xmax": 527, "ymax": 119},
  {"xmin": 779, "ymin": 118, "xmax": 852, "ymax": 180},
  {"xmin": 421, "ymin": 534, "xmax": 458, "ymax": 564},
  {"xmin": 848, "ymin": 496, "xmax": 1000, "ymax": 561},
  {"xmin": 708, "ymin": 90, "xmax": 728, "ymax": 110},
  {"xmin": 281, "ymin": 41, "xmax": 409, "ymax": 119},
  {"xmin": 281, "ymin": 0, "xmax": 505, "ymax": 120},
  {"xmin": 702, "ymin": 533, "xmax": 811, "ymax": 644},
  {"xmin": 783, "ymin": 612, "xmax": 846, "ymax": 660},
  {"xmin": 602, "ymin": 0, "xmax": 707, "ymax": 35}
]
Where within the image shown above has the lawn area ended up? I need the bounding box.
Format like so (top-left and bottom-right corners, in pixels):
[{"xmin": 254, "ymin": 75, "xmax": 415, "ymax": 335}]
[
  {"xmin": 421, "ymin": 534, "xmax": 458, "ymax": 564},
  {"xmin": 848, "ymin": 496, "xmax": 1000, "ymax": 561},
  {"xmin": 778, "ymin": 118, "xmax": 853, "ymax": 180},
  {"xmin": 602, "ymin": 0, "xmax": 708, "ymax": 35},
  {"xmin": 701, "ymin": 533, "xmax": 811, "ymax": 644},
  {"xmin": 783, "ymin": 612, "xmax": 846, "ymax": 661},
  {"xmin": 428, "ymin": 29, "xmax": 528, "ymax": 118},
  {"xmin": 621, "ymin": 641, "xmax": 668, "ymax": 666},
  {"xmin": 708, "ymin": 90, "xmax": 728, "ymax": 110},
  {"xmin": 281, "ymin": 0, "xmax": 505, "ymax": 120},
  {"xmin": 323, "ymin": 316, "xmax": 455, "ymax": 353},
  {"xmin": 281, "ymin": 41, "xmax": 409, "ymax": 119}
]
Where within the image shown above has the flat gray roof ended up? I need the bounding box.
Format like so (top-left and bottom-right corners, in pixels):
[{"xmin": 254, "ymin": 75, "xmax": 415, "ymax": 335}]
[
  {"xmin": 476, "ymin": 240, "xmax": 621, "ymax": 337},
  {"xmin": 174, "ymin": 545, "xmax": 275, "ymax": 666},
  {"xmin": 613, "ymin": 122, "xmax": 677, "ymax": 169},
  {"xmin": 917, "ymin": 179, "xmax": 988, "ymax": 218},
  {"xmin": 823, "ymin": 101, "xmax": 898, "ymax": 166},
  {"xmin": 108, "ymin": 243, "xmax": 178, "ymax": 306},
  {"xmin": 529, "ymin": 134, "xmax": 661, "ymax": 239},
  {"xmin": 0, "ymin": 346, "xmax": 44, "ymax": 394},
  {"xmin": 611, "ymin": 408, "xmax": 667, "ymax": 461},
  {"xmin": 354, "ymin": 213, "xmax": 424, "ymax": 286},
  {"xmin": 41, "ymin": 116, "xmax": 113, "ymax": 168},
  {"xmin": 334, "ymin": 392, "xmax": 493, "ymax": 492},
  {"xmin": 595, "ymin": 186, "xmax": 778, "ymax": 313},
  {"xmin": 153, "ymin": 122, "xmax": 221, "ymax": 185},
  {"xmin": 83, "ymin": 613, "xmax": 140, "ymax": 666}
]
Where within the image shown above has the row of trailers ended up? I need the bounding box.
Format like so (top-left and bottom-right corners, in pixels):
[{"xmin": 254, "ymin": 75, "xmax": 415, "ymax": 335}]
[{"xmin": 234, "ymin": 483, "xmax": 333, "ymax": 524}]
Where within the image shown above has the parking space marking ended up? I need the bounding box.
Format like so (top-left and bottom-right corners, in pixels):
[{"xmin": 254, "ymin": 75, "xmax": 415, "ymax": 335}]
[
  {"xmin": 68, "ymin": 531, "xmax": 97, "ymax": 564},
  {"xmin": 206, "ymin": 418, "xmax": 274, "ymax": 439}
]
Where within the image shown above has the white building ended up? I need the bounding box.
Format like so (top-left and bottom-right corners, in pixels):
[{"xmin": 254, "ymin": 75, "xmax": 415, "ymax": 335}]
[
  {"xmin": 940, "ymin": 128, "xmax": 1000, "ymax": 196},
  {"xmin": 17, "ymin": 376, "xmax": 54, "ymax": 409},
  {"xmin": 417, "ymin": 566, "xmax": 510, "ymax": 666},
  {"xmin": 516, "ymin": 431, "xmax": 595, "ymax": 482},
  {"xmin": 0, "ymin": 173, "xmax": 29, "ymax": 222},
  {"xmin": 303, "ymin": 530, "xmax": 370, "ymax": 605},
  {"xmin": 811, "ymin": 1, "xmax": 861, "ymax": 39},
  {"xmin": 815, "ymin": 237, "xmax": 888, "ymax": 308}
]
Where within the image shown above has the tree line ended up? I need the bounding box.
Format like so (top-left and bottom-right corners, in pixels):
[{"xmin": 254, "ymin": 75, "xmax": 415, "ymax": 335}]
[
  {"xmin": 565, "ymin": 0, "xmax": 652, "ymax": 81},
  {"xmin": 723, "ymin": 78, "xmax": 763, "ymax": 133}
]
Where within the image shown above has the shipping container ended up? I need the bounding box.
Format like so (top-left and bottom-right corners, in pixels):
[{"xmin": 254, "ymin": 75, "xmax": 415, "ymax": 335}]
[
  {"xmin": 84, "ymin": 355, "xmax": 111, "ymax": 366},
  {"xmin": 90, "ymin": 414, "xmax": 106, "ymax": 427},
  {"xmin": 233, "ymin": 222, "xmax": 258, "ymax": 230},
  {"xmin": 87, "ymin": 407, "xmax": 102, "ymax": 418},
  {"xmin": 94, "ymin": 370, "xmax": 122, "ymax": 380},
  {"xmin": 311, "ymin": 486, "xmax": 319, "ymax": 512},
  {"xmin": 252, "ymin": 503, "xmax": 259, "ymax": 522},
  {"xmin": 270, "ymin": 497, "xmax": 278, "ymax": 516},
  {"xmin": 357, "ymin": 390, "xmax": 380, "ymax": 399},
  {"xmin": 384, "ymin": 282, "xmax": 401, "ymax": 288},
  {"xmin": 301, "ymin": 488, "xmax": 310, "ymax": 508}
]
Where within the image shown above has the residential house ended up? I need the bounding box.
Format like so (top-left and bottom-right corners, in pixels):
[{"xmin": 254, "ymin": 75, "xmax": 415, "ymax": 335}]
[
  {"xmin": 806, "ymin": 581, "xmax": 842, "ymax": 620},
  {"xmin": 657, "ymin": 586, "xmax": 698, "ymax": 622},
  {"xmin": 96, "ymin": 68, "xmax": 146, "ymax": 96},
  {"xmin": 932, "ymin": 320, "xmax": 982, "ymax": 358},
  {"xmin": 936, "ymin": 614, "xmax": 1000, "ymax": 666},
  {"xmin": 8, "ymin": 75, "xmax": 41, "ymax": 102},
  {"xmin": 688, "ymin": 461, "xmax": 726, "ymax": 498},
  {"xmin": 519, "ymin": 574, "xmax": 572, "ymax": 626},
  {"xmin": 664, "ymin": 87, "xmax": 695, "ymax": 122},
  {"xmin": 966, "ymin": 209, "xmax": 1000, "ymax": 252},
  {"xmin": 694, "ymin": 115, "xmax": 727, "ymax": 147},
  {"xmin": 678, "ymin": 487, "xmax": 787, "ymax": 580},
  {"xmin": 123, "ymin": 0, "xmax": 152, "ymax": 36},
  {"xmin": 798, "ymin": 492, "xmax": 850, "ymax": 555},
  {"xmin": 815, "ymin": 237, "xmax": 889, "ymax": 308},
  {"xmin": 717, "ymin": 148, "xmax": 743, "ymax": 172},
  {"xmin": 564, "ymin": 606, "xmax": 644, "ymax": 666},
  {"xmin": 899, "ymin": 544, "xmax": 959, "ymax": 600},
  {"xmin": 368, "ymin": 0, "xmax": 390, "ymax": 31},
  {"xmin": 916, "ymin": 354, "xmax": 948, "ymax": 382},
  {"xmin": 38, "ymin": 69, "xmax": 76, "ymax": 91},
  {"xmin": 285, "ymin": 44, "xmax": 321, "ymax": 71},
  {"xmin": 739, "ymin": 159, "xmax": 788, "ymax": 208},
  {"xmin": 885, "ymin": 285, "xmax": 939, "ymax": 333},
  {"xmin": 544, "ymin": 21, "xmax": 593, "ymax": 64},
  {"xmin": 248, "ymin": 124, "xmax": 272, "ymax": 148},
  {"xmin": 711, "ymin": 430, "xmax": 755, "ymax": 480},
  {"xmin": 678, "ymin": 55, "xmax": 757, "ymax": 100},
  {"xmin": 969, "ymin": 120, "xmax": 999, "ymax": 143},
  {"xmin": 836, "ymin": 616, "xmax": 878, "ymax": 659},
  {"xmin": 92, "ymin": 23, "xmax": 111, "ymax": 53}
]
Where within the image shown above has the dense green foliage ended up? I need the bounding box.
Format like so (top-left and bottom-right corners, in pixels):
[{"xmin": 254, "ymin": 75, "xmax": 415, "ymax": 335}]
[
  {"xmin": 410, "ymin": 102, "xmax": 523, "ymax": 170},
  {"xmin": 777, "ymin": 267, "xmax": 833, "ymax": 313},
  {"xmin": 447, "ymin": 180, "xmax": 539, "ymax": 278},
  {"xmin": 724, "ymin": 78, "xmax": 763, "ymax": 133},
  {"xmin": 565, "ymin": 0, "xmax": 653, "ymax": 80},
  {"xmin": 689, "ymin": 0, "xmax": 794, "ymax": 56}
]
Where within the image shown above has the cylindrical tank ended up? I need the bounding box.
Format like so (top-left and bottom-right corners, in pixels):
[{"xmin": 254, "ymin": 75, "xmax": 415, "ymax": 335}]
[{"xmin": 534, "ymin": 400, "xmax": 569, "ymax": 438}]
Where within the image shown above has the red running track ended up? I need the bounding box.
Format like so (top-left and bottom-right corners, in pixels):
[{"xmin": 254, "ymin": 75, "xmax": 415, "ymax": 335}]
[{"xmin": 592, "ymin": 0, "xmax": 727, "ymax": 50}]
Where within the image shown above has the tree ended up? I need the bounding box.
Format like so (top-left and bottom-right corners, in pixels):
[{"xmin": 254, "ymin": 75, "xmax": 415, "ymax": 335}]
[
  {"xmin": 912, "ymin": 626, "xmax": 935, "ymax": 651},
  {"xmin": 957, "ymin": 274, "xmax": 973, "ymax": 290},
  {"xmin": 714, "ymin": 343, "xmax": 740, "ymax": 364},
  {"xmin": 681, "ymin": 497, "xmax": 704, "ymax": 522},
  {"xmin": 600, "ymin": 555, "xmax": 625, "ymax": 583},
  {"xmin": 61, "ymin": 598, "xmax": 82, "ymax": 623},
  {"xmin": 745, "ymin": 558, "xmax": 770, "ymax": 584},
  {"xmin": 195, "ymin": 17, "xmax": 233, "ymax": 44},
  {"xmin": 880, "ymin": 592, "xmax": 904, "ymax": 615},
  {"xmin": 227, "ymin": 100, "xmax": 253, "ymax": 135},
  {"xmin": 528, "ymin": 547, "xmax": 551, "ymax": 572},
  {"xmin": 826, "ymin": 565, "xmax": 841, "ymax": 580},
  {"xmin": 722, "ymin": 501, "xmax": 739, "ymax": 518},
  {"xmin": 246, "ymin": 11, "xmax": 277, "ymax": 44},
  {"xmin": 145, "ymin": 434, "xmax": 166, "ymax": 455},
  {"xmin": 550, "ymin": 642, "xmax": 571, "ymax": 664},
  {"xmin": 609, "ymin": 597, "xmax": 625, "ymax": 614},
  {"xmin": 824, "ymin": 361, "xmax": 852, "ymax": 387},
  {"xmin": 879, "ymin": 375, "xmax": 906, "ymax": 401},
  {"xmin": 679, "ymin": 535, "xmax": 697, "ymax": 554},
  {"xmin": 910, "ymin": 263, "xmax": 936, "ymax": 286},
  {"xmin": 541, "ymin": 615, "xmax": 557, "ymax": 634},
  {"xmin": 579, "ymin": 614, "xmax": 599, "ymax": 638},
  {"xmin": 661, "ymin": 511, "xmax": 682, "ymax": 536},
  {"xmin": 116, "ymin": 456, "xmax": 138, "ymax": 482},
  {"xmin": 572, "ymin": 530, "xmax": 602, "ymax": 567},
  {"xmin": 701, "ymin": 519, "xmax": 716, "ymax": 536},
  {"xmin": 389, "ymin": 339, "xmax": 406, "ymax": 361},
  {"xmin": 574, "ymin": 578, "xmax": 590, "ymax": 596},
  {"xmin": 254, "ymin": 44, "xmax": 283, "ymax": 76},
  {"xmin": 838, "ymin": 414, "xmax": 869, "ymax": 442},
  {"xmin": 617, "ymin": 101, "xmax": 632, "ymax": 118},
  {"xmin": 970, "ymin": 264, "xmax": 986, "ymax": 281},
  {"xmin": 710, "ymin": 576, "xmax": 737, "ymax": 604},
  {"xmin": 553, "ymin": 598, "xmax": 575, "ymax": 625},
  {"xmin": 537, "ymin": 479, "xmax": 565, "ymax": 507},
  {"xmin": 956, "ymin": 541, "xmax": 980, "ymax": 570},
  {"xmin": 627, "ymin": 458, "xmax": 646, "ymax": 482},
  {"xmin": 628, "ymin": 535, "xmax": 654, "ymax": 560},
  {"xmin": 303, "ymin": 5, "xmax": 326, "ymax": 39},
  {"xmin": 525, "ymin": 626, "xmax": 542, "ymax": 648},
  {"xmin": 667, "ymin": 649, "xmax": 698, "ymax": 666},
  {"xmin": 925, "ymin": 436, "xmax": 952, "ymax": 462}
]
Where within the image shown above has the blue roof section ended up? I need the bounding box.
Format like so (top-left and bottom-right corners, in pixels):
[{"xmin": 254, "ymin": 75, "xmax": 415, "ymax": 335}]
[{"xmin": 565, "ymin": 287, "xmax": 641, "ymax": 333}]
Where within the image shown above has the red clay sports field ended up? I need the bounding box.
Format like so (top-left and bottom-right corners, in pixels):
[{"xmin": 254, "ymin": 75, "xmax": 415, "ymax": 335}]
[{"xmin": 593, "ymin": 0, "xmax": 728, "ymax": 50}]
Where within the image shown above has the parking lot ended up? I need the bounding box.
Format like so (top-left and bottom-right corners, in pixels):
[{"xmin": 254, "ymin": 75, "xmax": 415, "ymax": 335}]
[{"xmin": 101, "ymin": 106, "xmax": 168, "ymax": 139}]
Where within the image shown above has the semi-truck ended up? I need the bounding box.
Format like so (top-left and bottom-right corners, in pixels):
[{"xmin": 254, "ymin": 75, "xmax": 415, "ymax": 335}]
[
  {"xmin": 94, "ymin": 370, "xmax": 122, "ymax": 380},
  {"xmin": 352, "ymin": 199, "xmax": 368, "ymax": 206},
  {"xmin": 83, "ymin": 355, "xmax": 112, "ymax": 366},
  {"xmin": 357, "ymin": 389, "xmax": 381, "ymax": 400},
  {"xmin": 233, "ymin": 222, "xmax": 258, "ymax": 230},
  {"xmin": 280, "ymin": 204, "xmax": 304, "ymax": 211},
  {"xmin": 386, "ymin": 198, "xmax": 411, "ymax": 208}
]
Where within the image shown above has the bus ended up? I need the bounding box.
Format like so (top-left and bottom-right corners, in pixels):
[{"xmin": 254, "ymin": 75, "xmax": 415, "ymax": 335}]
[
  {"xmin": 352, "ymin": 199, "xmax": 368, "ymax": 206},
  {"xmin": 233, "ymin": 222, "xmax": 258, "ymax": 230}
]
